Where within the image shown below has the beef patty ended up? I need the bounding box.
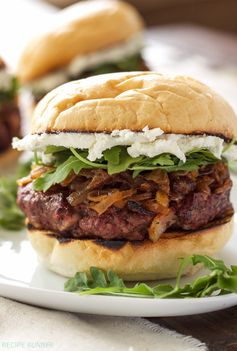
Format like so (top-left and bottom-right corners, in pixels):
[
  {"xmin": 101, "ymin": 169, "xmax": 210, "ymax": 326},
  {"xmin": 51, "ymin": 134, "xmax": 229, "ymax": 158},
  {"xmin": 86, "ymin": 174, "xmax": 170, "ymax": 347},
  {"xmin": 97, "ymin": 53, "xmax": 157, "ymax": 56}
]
[{"xmin": 17, "ymin": 162, "xmax": 233, "ymax": 241}]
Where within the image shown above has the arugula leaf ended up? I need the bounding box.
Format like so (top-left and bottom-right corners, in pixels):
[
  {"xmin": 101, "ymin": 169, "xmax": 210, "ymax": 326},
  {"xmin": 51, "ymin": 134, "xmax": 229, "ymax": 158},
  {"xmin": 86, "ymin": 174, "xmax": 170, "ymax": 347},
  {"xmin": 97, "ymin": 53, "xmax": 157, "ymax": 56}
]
[
  {"xmin": 70, "ymin": 148, "xmax": 107, "ymax": 169},
  {"xmin": 45, "ymin": 146, "xmax": 67, "ymax": 154},
  {"xmin": 107, "ymin": 270, "xmax": 125, "ymax": 288},
  {"xmin": 107, "ymin": 148, "xmax": 143, "ymax": 174},
  {"xmin": 131, "ymin": 150, "xmax": 219, "ymax": 176},
  {"xmin": 32, "ymin": 145, "xmax": 224, "ymax": 191},
  {"xmin": 151, "ymin": 154, "xmax": 175, "ymax": 166},
  {"xmin": 104, "ymin": 147, "xmax": 143, "ymax": 174},
  {"xmin": 0, "ymin": 161, "xmax": 31, "ymax": 230},
  {"xmin": 89, "ymin": 54, "xmax": 143, "ymax": 76},
  {"xmin": 64, "ymin": 255, "xmax": 237, "ymax": 298},
  {"xmin": 33, "ymin": 156, "xmax": 86, "ymax": 192},
  {"xmin": 103, "ymin": 146, "xmax": 121, "ymax": 165},
  {"xmin": 64, "ymin": 272, "xmax": 89, "ymax": 292},
  {"xmin": 116, "ymin": 54, "xmax": 143, "ymax": 71}
]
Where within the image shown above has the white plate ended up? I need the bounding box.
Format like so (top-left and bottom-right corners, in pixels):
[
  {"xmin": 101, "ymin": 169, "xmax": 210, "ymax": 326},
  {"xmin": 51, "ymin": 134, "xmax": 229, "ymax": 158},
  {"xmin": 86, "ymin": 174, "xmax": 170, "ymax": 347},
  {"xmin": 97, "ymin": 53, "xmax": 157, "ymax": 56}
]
[{"xmin": 0, "ymin": 177, "xmax": 237, "ymax": 317}]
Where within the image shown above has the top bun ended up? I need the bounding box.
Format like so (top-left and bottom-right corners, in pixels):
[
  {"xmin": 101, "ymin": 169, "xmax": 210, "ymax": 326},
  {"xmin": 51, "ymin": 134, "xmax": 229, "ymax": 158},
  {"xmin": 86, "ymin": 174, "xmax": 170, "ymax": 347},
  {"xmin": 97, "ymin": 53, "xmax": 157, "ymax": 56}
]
[
  {"xmin": 32, "ymin": 71, "xmax": 237, "ymax": 139},
  {"xmin": 17, "ymin": 0, "xmax": 144, "ymax": 83}
]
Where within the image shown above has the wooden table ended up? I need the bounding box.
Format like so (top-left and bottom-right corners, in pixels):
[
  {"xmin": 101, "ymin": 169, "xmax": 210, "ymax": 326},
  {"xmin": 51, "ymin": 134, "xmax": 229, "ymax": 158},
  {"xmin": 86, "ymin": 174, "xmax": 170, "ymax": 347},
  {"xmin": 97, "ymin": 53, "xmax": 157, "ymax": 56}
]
[{"xmin": 149, "ymin": 306, "xmax": 237, "ymax": 350}]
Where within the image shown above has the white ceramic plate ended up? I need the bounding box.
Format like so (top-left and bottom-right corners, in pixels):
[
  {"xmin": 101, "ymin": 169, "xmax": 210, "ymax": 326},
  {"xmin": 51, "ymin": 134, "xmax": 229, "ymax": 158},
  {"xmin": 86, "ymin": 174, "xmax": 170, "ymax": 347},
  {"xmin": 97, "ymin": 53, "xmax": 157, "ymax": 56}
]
[{"xmin": 0, "ymin": 177, "xmax": 237, "ymax": 317}]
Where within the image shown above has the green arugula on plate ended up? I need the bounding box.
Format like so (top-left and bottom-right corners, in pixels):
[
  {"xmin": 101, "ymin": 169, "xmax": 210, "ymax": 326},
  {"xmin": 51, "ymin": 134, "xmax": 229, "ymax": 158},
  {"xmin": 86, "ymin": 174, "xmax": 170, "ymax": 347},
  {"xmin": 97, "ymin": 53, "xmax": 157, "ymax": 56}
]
[{"xmin": 64, "ymin": 255, "xmax": 237, "ymax": 298}]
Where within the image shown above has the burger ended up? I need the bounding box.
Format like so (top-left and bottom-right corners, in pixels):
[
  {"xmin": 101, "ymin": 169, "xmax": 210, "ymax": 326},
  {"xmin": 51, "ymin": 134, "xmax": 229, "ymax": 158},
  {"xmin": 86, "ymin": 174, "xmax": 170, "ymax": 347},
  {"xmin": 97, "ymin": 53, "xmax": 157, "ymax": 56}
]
[
  {"xmin": 13, "ymin": 72, "xmax": 237, "ymax": 280},
  {"xmin": 0, "ymin": 58, "xmax": 21, "ymax": 166},
  {"xmin": 17, "ymin": 0, "xmax": 146, "ymax": 103}
]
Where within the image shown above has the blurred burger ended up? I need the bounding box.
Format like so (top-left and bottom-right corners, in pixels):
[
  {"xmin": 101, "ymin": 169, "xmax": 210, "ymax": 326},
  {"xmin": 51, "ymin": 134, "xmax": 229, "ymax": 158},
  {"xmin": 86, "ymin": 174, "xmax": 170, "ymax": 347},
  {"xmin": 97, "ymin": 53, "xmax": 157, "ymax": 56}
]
[
  {"xmin": 0, "ymin": 58, "xmax": 21, "ymax": 166},
  {"xmin": 13, "ymin": 72, "xmax": 237, "ymax": 280},
  {"xmin": 17, "ymin": 0, "xmax": 146, "ymax": 103}
]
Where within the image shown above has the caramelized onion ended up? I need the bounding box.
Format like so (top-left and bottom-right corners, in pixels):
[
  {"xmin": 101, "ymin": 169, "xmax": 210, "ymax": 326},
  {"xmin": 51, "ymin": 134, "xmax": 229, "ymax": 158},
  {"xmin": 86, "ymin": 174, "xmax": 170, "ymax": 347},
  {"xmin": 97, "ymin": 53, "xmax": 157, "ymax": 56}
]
[
  {"xmin": 130, "ymin": 193, "xmax": 152, "ymax": 202},
  {"xmin": 214, "ymin": 178, "xmax": 232, "ymax": 194},
  {"xmin": 145, "ymin": 169, "xmax": 170, "ymax": 193},
  {"xmin": 144, "ymin": 199, "xmax": 165, "ymax": 214},
  {"xmin": 17, "ymin": 165, "xmax": 54, "ymax": 187},
  {"xmin": 196, "ymin": 176, "xmax": 212, "ymax": 195},
  {"xmin": 86, "ymin": 169, "xmax": 110, "ymax": 190},
  {"xmin": 61, "ymin": 172, "xmax": 77, "ymax": 187},
  {"xmin": 156, "ymin": 191, "xmax": 169, "ymax": 207},
  {"xmin": 17, "ymin": 176, "xmax": 32, "ymax": 187},
  {"xmin": 148, "ymin": 208, "xmax": 176, "ymax": 242},
  {"xmin": 31, "ymin": 166, "xmax": 54, "ymax": 180},
  {"xmin": 67, "ymin": 191, "xmax": 88, "ymax": 206},
  {"xmin": 114, "ymin": 199, "xmax": 127, "ymax": 209},
  {"xmin": 90, "ymin": 189, "xmax": 134, "ymax": 215},
  {"xmin": 87, "ymin": 190, "xmax": 111, "ymax": 202}
]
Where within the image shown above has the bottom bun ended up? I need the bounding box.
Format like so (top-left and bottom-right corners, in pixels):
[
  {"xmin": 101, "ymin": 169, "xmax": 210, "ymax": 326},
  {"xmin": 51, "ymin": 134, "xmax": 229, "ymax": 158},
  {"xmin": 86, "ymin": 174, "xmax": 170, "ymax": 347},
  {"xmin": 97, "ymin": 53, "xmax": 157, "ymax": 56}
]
[{"xmin": 27, "ymin": 218, "xmax": 233, "ymax": 281}]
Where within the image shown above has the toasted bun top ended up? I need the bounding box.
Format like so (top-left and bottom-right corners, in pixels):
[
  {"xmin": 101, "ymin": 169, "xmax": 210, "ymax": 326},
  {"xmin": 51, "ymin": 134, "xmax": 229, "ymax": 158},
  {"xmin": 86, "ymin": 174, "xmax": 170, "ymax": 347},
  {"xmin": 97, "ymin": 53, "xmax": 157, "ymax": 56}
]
[
  {"xmin": 17, "ymin": 1, "xmax": 144, "ymax": 83},
  {"xmin": 31, "ymin": 72, "xmax": 237, "ymax": 139}
]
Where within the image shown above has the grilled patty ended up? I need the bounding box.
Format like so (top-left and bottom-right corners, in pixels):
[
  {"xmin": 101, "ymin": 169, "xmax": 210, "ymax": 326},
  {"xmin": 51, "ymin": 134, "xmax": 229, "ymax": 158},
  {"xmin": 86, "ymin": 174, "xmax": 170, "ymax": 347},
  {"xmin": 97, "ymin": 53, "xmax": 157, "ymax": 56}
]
[{"xmin": 17, "ymin": 162, "xmax": 233, "ymax": 241}]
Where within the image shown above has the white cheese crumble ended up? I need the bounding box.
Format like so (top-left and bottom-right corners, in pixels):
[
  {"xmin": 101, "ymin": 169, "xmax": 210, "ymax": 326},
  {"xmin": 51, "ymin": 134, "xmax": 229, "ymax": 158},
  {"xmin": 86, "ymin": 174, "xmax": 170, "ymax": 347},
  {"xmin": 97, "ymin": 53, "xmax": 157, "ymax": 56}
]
[
  {"xmin": 28, "ymin": 34, "xmax": 143, "ymax": 95},
  {"xmin": 0, "ymin": 69, "xmax": 13, "ymax": 91},
  {"xmin": 12, "ymin": 127, "xmax": 229, "ymax": 163}
]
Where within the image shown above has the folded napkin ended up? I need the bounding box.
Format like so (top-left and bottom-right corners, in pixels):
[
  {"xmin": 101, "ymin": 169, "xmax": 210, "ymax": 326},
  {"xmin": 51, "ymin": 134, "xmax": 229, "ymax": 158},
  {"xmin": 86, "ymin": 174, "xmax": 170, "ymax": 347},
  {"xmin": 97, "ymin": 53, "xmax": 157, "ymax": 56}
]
[{"xmin": 0, "ymin": 297, "xmax": 207, "ymax": 351}]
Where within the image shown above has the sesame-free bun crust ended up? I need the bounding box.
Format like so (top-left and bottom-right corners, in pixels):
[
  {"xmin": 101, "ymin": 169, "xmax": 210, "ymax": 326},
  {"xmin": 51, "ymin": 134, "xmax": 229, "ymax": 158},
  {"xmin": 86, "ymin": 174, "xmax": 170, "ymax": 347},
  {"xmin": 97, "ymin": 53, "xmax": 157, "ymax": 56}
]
[
  {"xmin": 17, "ymin": 1, "xmax": 144, "ymax": 83},
  {"xmin": 27, "ymin": 218, "xmax": 233, "ymax": 280},
  {"xmin": 32, "ymin": 72, "xmax": 237, "ymax": 139}
]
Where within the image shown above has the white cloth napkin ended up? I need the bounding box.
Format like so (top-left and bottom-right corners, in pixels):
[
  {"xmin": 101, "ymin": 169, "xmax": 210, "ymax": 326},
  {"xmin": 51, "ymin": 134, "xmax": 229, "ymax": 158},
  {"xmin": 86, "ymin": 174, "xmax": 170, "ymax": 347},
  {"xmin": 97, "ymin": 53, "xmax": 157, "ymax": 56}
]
[{"xmin": 0, "ymin": 298, "xmax": 207, "ymax": 351}]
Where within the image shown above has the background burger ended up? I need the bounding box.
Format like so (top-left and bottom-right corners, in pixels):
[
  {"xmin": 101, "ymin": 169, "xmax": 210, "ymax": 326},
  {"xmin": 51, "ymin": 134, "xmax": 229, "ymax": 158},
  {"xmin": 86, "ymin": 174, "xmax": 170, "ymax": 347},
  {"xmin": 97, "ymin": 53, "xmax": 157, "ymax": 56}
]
[
  {"xmin": 13, "ymin": 72, "xmax": 237, "ymax": 280},
  {"xmin": 17, "ymin": 0, "xmax": 146, "ymax": 103},
  {"xmin": 0, "ymin": 57, "xmax": 21, "ymax": 167}
]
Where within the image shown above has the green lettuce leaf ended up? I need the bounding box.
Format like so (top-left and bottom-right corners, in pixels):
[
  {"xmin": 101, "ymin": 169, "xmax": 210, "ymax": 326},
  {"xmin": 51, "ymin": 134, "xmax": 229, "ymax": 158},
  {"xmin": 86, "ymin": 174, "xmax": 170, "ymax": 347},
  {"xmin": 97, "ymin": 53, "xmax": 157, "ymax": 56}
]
[{"xmin": 64, "ymin": 254, "xmax": 237, "ymax": 298}]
